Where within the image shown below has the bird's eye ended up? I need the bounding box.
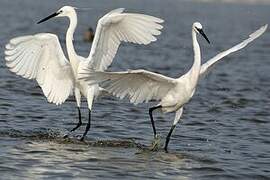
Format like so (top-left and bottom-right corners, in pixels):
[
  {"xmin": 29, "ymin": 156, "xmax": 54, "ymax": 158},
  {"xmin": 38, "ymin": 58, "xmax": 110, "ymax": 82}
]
[{"xmin": 59, "ymin": 10, "xmax": 63, "ymax": 13}]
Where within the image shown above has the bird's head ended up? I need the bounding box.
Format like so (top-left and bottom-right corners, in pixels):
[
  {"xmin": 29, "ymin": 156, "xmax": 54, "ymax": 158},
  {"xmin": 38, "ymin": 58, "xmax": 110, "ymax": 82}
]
[
  {"xmin": 37, "ymin": 6, "xmax": 76, "ymax": 24},
  {"xmin": 193, "ymin": 22, "xmax": 210, "ymax": 44}
]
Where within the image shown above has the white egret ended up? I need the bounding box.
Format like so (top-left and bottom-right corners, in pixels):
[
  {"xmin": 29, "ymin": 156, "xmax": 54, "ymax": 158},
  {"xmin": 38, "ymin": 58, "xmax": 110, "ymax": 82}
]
[
  {"xmin": 4, "ymin": 6, "xmax": 164, "ymax": 140},
  {"xmin": 79, "ymin": 23, "xmax": 267, "ymax": 151}
]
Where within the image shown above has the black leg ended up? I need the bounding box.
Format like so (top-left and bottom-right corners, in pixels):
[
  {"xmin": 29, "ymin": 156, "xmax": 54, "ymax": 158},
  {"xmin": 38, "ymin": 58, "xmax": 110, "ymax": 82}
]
[
  {"xmin": 80, "ymin": 109, "xmax": 91, "ymax": 141},
  {"xmin": 149, "ymin": 105, "xmax": 162, "ymax": 138},
  {"xmin": 71, "ymin": 107, "xmax": 82, "ymax": 132},
  {"xmin": 164, "ymin": 124, "xmax": 176, "ymax": 153}
]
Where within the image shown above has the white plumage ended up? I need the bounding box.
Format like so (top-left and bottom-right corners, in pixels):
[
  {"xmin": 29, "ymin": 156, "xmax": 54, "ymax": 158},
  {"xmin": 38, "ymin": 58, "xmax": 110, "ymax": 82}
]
[
  {"xmin": 80, "ymin": 23, "xmax": 267, "ymax": 151},
  {"xmin": 200, "ymin": 24, "xmax": 267, "ymax": 76},
  {"xmin": 4, "ymin": 6, "xmax": 164, "ymax": 140},
  {"xmin": 86, "ymin": 8, "xmax": 163, "ymax": 71},
  {"xmin": 6, "ymin": 34, "xmax": 74, "ymax": 105},
  {"xmin": 83, "ymin": 69, "xmax": 177, "ymax": 105}
]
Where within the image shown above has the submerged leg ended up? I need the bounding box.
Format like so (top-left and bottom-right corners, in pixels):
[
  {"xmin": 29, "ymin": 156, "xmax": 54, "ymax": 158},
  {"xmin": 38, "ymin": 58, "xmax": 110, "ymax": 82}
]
[
  {"xmin": 71, "ymin": 107, "xmax": 82, "ymax": 132},
  {"xmin": 80, "ymin": 109, "xmax": 91, "ymax": 141},
  {"xmin": 164, "ymin": 107, "xmax": 183, "ymax": 153},
  {"xmin": 149, "ymin": 105, "xmax": 162, "ymax": 138}
]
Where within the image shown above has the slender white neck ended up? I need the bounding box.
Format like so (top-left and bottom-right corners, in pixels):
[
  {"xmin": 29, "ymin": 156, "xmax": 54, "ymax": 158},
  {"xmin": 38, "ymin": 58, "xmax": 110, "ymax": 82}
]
[
  {"xmin": 66, "ymin": 11, "xmax": 78, "ymax": 67},
  {"xmin": 185, "ymin": 29, "xmax": 201, "ymax": 88}
]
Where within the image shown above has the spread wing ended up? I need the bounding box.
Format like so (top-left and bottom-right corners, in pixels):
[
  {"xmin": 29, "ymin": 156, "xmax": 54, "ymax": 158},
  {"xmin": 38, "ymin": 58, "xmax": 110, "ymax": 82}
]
[
  {"xmin": 5, "ymin": 33, "xmax": 74, "ymax": 105},
  {"xmin": 79, "ymin": 69, "xmax": 177, "ymax": 105},
  {"xmin": 85, "ymin": 8, "xmax": 164, "ymax": 71},
  {"xmin": 200, "ymin": 24, "xmax": 268, "ymax": 76}
]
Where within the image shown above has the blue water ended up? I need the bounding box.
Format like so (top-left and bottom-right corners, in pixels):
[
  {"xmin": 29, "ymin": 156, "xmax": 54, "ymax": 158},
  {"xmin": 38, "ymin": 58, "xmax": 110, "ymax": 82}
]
[{"xmin": 0, "ymin": 0, "xmax": 270, "ymax": 179}]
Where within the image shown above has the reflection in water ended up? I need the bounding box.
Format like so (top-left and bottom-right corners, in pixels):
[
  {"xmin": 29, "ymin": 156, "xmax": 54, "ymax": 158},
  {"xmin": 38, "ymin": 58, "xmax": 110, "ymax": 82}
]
[{"xmin": 3, "ymin": 134, "xmax": 190, "ymax": 179}]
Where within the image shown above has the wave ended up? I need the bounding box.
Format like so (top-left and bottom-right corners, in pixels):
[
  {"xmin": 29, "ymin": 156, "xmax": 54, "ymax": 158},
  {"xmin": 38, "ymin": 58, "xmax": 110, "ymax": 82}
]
[{"xmin": 0, "ymin": 128, "xmax": 157, "ymax": 149}]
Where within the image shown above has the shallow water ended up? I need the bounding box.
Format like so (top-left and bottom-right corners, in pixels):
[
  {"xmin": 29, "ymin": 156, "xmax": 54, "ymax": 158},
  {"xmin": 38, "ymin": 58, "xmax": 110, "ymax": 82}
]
[{"xmin": 1, "ymin": 0, "xmax": 270, "ymax": 179}]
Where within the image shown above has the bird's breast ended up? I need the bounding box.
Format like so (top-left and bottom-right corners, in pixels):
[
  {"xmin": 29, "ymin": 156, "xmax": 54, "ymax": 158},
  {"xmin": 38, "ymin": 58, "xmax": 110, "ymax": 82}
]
[{"xmin": 161, "ymin": 83, "xmax": 194, "ymax": 112}]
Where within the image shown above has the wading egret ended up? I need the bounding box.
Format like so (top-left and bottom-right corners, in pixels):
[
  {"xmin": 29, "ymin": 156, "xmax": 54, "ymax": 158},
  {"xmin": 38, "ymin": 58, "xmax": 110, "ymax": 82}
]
[
  {"xmin": 79, "ymin": 23, "xmax": 267, "ymax": 151},
  {"xmin": 5, "ymin": 6, "xmax": 164, "ymax": 140}
]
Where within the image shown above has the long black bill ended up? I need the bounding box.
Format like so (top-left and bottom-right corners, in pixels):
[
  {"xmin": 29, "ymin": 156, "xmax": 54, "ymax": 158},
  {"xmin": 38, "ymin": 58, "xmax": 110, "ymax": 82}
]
[
  {"xmin": 198, "ymin": 29, "xmax": 210, "ymax": 44},
  {"xmin": 37, "ymin": 12, "xmax": 59, "ymax": 24}
]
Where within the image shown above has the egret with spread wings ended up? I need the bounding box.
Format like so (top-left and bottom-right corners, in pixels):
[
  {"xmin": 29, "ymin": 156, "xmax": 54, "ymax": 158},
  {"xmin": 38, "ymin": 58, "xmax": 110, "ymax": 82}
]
[
  {"xmin": 80, "ymin": 23, "xmax": 267, "ymax": 151},
  {"xmin": 5, "ymin": 6, "xmax": 164, "ymax": 140}
]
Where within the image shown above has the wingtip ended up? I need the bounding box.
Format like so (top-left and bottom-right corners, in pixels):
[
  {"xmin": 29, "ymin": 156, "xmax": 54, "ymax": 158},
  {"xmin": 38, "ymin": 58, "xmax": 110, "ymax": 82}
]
[
  {"xmin": 4, "ymin": 50, "xmax": 10, "ymax": 57},
  {"xmin": 5, "ymin": 44, "xmax": 11, "ymax": 50},
  {"xmin": 108, "ymin": 8, "xmax": 125, "ymax": 14},
  {"xmin": 4, "ymin": 56, "xmax": 10, "ymax": 63},
  {"xmin": 159, "ymin": 18, "xmax": 165, "ymax": 24},
  {"xmin": 260, "ymin": 24, "xmax": 268, "ymax": 33},
  {"xmin": 153, "ymin": 17, "xmax": 165, "ymax": 24},
  {"xmin": 249, "ymin": 24, "xmax": 268, "ymax": 39},
  {"xmin": 260, "ymin": 24, "xmax": 268, "ymax": 35},
  {"xmin": 263, "ymin": 24, "xmax": 268, "ymax": 30}
]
